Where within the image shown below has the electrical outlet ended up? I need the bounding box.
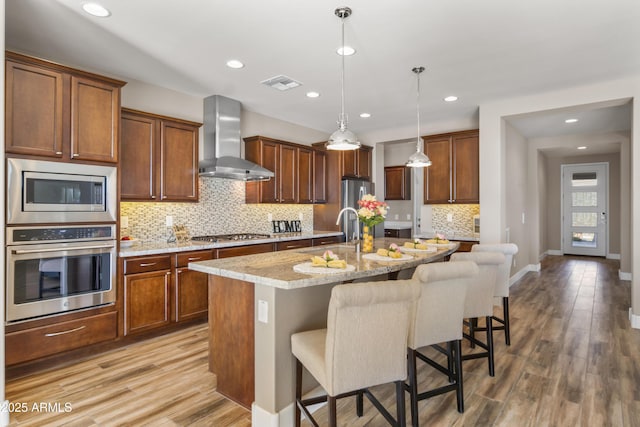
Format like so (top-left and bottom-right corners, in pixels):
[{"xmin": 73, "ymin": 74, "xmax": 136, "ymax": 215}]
[
  {"xmin": 299, "ymin": 212, "xmax": 304, "ymax": 221},
  {"xmin": 121, "ymin": 216, "xmax": 129, "ymax": 228},
  {"xmin": 447, "ymin": 213, "xmax": 453, "ymax": 222},
  {"xmin": 406, "ymin": 214, "xmax": 411, "ymax": 220},
  {"xmin": 268, "ymin": 213, "xmax": 273, "ymax": 222},
  {"xmin": 394, "ymin": 214, "xmax": 399, "ymax": 220},
  {"xmin": 522, "ymin": 212, "xmax": 526, "ymax": 224},
  {"xmin": 258, "ymin": 300, "xmax": 269, "ymax": 323},
  {"xmin": 165, "ymin": 215, "xmax": 173, "ymax": 227}
]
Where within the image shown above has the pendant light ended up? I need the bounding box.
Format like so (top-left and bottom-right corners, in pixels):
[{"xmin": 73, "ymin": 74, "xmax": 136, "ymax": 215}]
[
  {"xmin": 326, "ymin": 7, "xmax": 361, "ymax": 151},
  {"xmin": 406, "ymin": 66, "xmax": 432, "ymax": 167}
]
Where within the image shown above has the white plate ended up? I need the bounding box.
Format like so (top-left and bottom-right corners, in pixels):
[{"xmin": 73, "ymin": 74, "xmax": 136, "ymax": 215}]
[
  {"xmin": 120, "ymin": 238, "xmax": 139, "ymax": 248},
  {"xmin": 362, "ymin": 253, "xmax": 413, "ymax": 262},
  {"xmin": 426, "ymin": 242, "xmax": 456, "ymax": 249},
  {"xmin": 401, "ymin": 246, "xmax": 437, "ymax": 253},
  {"xmin": 293, "ymin": 262, "xmax": 355, "ymax": 274}
]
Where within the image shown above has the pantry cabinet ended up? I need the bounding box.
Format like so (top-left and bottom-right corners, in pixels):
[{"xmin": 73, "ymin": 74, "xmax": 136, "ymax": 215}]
[
  {"xmin": 423, "ymin": 129, "xmax": 479, "ymax": 204},
  {"xmin": 244, "ymin": 136, "xmax": 326, "ymax": 204},
  {"xmin": 5, "ymin": 51, "xmax": 125, "ymax": 163},
  {"xmin": 120, "ymin": 108, "xmax": 201, "ymax": 202}
]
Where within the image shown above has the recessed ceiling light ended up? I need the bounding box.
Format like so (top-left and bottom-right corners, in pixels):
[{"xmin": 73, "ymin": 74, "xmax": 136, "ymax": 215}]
[
  {"xmin": 337, "ymin": 46, "xmax": 356, "ymax": 56},
  {"xmin": 577, "ymin": 146, "xmax": 587, "ymax": 150},
  {"xmin": 444, "ymin": 96, "xmax": 458, "ymax": 102},
  {"xmin": 81, "ymin": 2, "xmax": 111, "ymax": 17},
  {"xmin": 226, "ymin": 60, "xmax": 244, "ymax": 69},
  {"xmin": 306, "ymin": 91, "xmax": 320, "ymax": 98},
  {"xmin": 359, "ymin": 113, "xmax": 371, "ymax": 118},
  {"xmin": 565, "ymin": 118, "xmax": 579, "ymax": 124}
]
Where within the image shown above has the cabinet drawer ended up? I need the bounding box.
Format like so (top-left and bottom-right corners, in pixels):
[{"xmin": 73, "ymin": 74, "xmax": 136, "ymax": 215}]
[
  {"xmin": 276, "ymin": 239, "xmax": 312, "ymax": 251},
  {"xmin": 217, "ymin": 243, "xmax": 274, "ymax": 258},
  {"xmin": 312, "ymin": 236, "xmax": 343, "ymax": 246},
  {"xmin": 5, "ymin": 311, "xmax": 117, "ymax": 365},
  {"xmin": 124, "ymin": 255, "xmax": 171, "ymax": 274},
  {"xmin": 176, "ymin": 250, "xmax": 214, "ymax": 268}
]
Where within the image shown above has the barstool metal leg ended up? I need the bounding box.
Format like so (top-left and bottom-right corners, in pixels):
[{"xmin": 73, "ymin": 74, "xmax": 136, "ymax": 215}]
[
  {"xmin": 503, "ymin": 297, "xmax": 511, "ymax": 346},
  {"xmin": 407, "ymin": 348, "xmax": 419, "ymax": 427},
  {"xmin": 486, "ymin": 316, "xmax": 495, "ymax": 377},
  {"xmin": 453, "ymin": 339, "xmax": 464, "ymax": 413},
  {"xmin": 396, "ymin": 380, "xmax": 406, "ymax": 427},
  {"xmin": 328, "ymin": 395, "xmax": 337, "ymax": 427},
  {"xmin": 295, "ymin": 359, "xmax": 302, "ymax": 427}
]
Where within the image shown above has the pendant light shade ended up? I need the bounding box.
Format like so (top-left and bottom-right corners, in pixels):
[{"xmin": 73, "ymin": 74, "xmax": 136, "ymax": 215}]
[
  {"xmin": 406, "ymin": 66, "xmax": 432, "ymax": 167},
  {"xmin": 326, "ymin": 7, "xmax": 360, "ymax": 151}
]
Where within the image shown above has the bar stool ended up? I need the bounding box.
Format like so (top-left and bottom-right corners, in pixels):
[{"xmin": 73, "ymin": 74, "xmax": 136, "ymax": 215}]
[
  {"xmin": 291, "ymin": 280, "xmax": 421, "ymax": 427},
  {"xmin": 407, "ymin": 260, "xmax": 479, "ymax": 426},
  {"xmin": 450, "ymin": 251, "xmax": 505, "ymax": 377},
  {"xmin": 470, "ymin": 243, "xmax": 519, "ymax": 345}
]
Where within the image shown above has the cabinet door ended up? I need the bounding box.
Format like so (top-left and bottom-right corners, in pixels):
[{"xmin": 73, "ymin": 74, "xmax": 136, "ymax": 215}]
[
  {"xmin": 298, "ymin": 147, "xmax": 314, "ymax": 203},
  {"xmin": 159, "ymin": 120, "xmax": 199, "ymax": 201},
  {"xmin": 5, "ymin": 60, "xmax": 64, "ymax": 158},
  {"xmin": 357, "ymin": 147, "xmax": 372, "ymax": 180},
  {"xmin": 424, "ymin": 137, "xmax": 452, "ymax": 204},
  {"xmin": 279, "ymin": 144, "xmax": 298, "ymax": 203},
  {"xmin": 175, "ymin": 268, "xmax": 209, "ymax": 322},
  {"xmin": 452, "ymin": 133, "xmax": 479, "ymax": 203},
  {"xmin": 341, "ymin": 150, "xmax": 358, "ymax": 177},
  {"xmin": 70, "ymin": 76, "xmax": 120, "ymax": 163},
  {"xmin": 384, "ymin": 166, "xmax": 411, "ymax": 200},
  {"xmin": 260, "ymin": 140, "xmax": 280, "ymax": 203},
  {"xmin": 313, "ymin": 150, "xmax": 327, "ymax": 203},
  {"xmin": 124, "ymin": 269, "xmax": 171, "ymax": 335},
  {"xmin": 121, "ymin": 112, "xmax": 156, "ymax": 200}
]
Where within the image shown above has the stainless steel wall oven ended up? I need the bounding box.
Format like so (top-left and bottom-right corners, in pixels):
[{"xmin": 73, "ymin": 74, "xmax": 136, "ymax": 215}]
[{"xmin": 6, "ymin": 224, "xmax": 116, "ymax": 323}]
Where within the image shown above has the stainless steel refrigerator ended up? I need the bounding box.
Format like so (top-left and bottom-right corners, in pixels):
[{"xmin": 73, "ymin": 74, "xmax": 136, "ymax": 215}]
[{"xmin": 339, "ymin": 178, "xmax": 381, "ymax": 241}]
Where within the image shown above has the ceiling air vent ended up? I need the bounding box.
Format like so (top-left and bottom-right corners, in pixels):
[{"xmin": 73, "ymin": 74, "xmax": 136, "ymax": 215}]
[{"xmin": 261, "ymin": 75, "xmax": 302, "ymax": 91}]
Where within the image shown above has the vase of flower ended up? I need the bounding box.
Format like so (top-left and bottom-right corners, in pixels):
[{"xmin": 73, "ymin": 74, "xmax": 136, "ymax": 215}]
[
  {"xmin": 356, "ymin": 194, "xmax": 388, "ymax": 253},
  {"xmin": 362, "ymin": 225, "xmax": 374, "ymax": 253}
]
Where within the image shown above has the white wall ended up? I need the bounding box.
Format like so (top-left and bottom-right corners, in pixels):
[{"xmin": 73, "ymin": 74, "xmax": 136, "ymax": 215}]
[{"xmin": 480, "ymin": 76, "xmax": 640, "ymax": 323}]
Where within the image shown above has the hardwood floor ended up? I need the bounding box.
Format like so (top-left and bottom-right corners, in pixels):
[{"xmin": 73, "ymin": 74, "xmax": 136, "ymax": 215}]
[{"xmin": 6, "ymin": 255, "xmax": 640, "ymax": 426}]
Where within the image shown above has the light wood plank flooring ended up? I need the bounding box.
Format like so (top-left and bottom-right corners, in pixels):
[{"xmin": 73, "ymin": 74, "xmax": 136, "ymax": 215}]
[{"xmin": 6, "ymin": 255, "xmax": 640, "ymax": 426}]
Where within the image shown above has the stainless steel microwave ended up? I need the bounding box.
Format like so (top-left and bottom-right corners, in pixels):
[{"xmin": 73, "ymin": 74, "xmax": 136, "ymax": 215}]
[{"xmin": 7, "ymin": 158, "xmax": 117, "ymax": 224}]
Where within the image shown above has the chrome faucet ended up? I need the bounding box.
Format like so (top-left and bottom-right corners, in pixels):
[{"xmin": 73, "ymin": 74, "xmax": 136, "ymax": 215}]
[{"xmin": 336, "ymin": 207, "xmax": 360, "ymax": 248}]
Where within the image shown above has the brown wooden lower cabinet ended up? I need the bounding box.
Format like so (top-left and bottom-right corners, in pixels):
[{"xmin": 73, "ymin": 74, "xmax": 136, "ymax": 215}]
[
  {"xmin": 384, "ymin": 228, "xmax": 412, "ymax": 239},
  {"xmin": 216, "ymin": 242, "xmax": 274, "ymax": 258},
  {"xmin": 5, "ymin": 311, "xmax": 117, "ymax": 365},
  {"xmin": 455, "ymin": 240, "xmax": 476, "ymax": 252},
  {"xmin": 275, "ymin": 239, "xmax": 312, "ymax": 251},
  {"xmin": 312, "ymin": 235, "xmax": 343, "ymax": 246},
  {"xmin": 124, "ymin": 268, "xmax": 171, "ymax": 335},
  {"xmin": 175, "ymin": 250, "xmax": 213, "ymax": 322}
]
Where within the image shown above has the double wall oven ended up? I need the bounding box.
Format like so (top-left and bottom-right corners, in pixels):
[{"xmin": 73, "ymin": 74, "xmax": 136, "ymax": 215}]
[{"xmin": 6, "ymin": 158, "xmax": 118, "ymax": 323}]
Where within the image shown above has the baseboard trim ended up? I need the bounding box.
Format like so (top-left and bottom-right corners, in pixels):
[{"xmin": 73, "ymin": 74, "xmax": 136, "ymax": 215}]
[
  {"xmin": 607, "ymin": 253, "xmax": 621, "ymax": 260},
  {"xmin": 619, "ymin": 270, "xmax": 632, "ymax": 281},
  {"xmin": 509, "ymin": 264, "xmax": 539, "ymax": 286},
  {"xmin": 547, "ymin": 249, "xmax": 563, "ymax": 256},
  {"xmin": 252, "ymin": 403, "xmax": 281, "ymax": 427},
  {"xmin": 629, "ymin": 308, "xmax": 640, "ymax": 330},
  {"xmin": 252, "ymin": 386, "xmax": 324, "ymax": 427}
]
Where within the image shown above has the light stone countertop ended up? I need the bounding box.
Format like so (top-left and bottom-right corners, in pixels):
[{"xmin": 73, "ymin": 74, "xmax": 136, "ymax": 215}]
[
  {"xmin": 118, "ymin": 231, "xmax": 343, "ymax": 258},
  {"xmin": 188, "ymin": 238, "xmax": 459, "ymax": 290},
  {"xmin": 415, "ymin": 232, "xmax": 480, "ymax": 242}
]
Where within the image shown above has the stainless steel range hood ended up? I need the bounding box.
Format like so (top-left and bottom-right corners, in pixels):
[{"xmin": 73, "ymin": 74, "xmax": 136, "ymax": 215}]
[{"xmin": 199, "ymin": 95, "xmax": 274, "ymax": 181}]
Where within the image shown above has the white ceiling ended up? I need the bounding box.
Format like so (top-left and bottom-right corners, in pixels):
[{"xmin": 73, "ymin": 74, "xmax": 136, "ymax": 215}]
[{"xmin": 5, "ymin": 0, "xmax": 640, "ymax": 145}]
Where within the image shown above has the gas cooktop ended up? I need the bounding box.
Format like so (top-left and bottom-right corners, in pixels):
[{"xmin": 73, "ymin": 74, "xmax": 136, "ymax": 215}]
[{"xmin": 191, "ymin": 233, "xmax": 271, "ymax": 243}]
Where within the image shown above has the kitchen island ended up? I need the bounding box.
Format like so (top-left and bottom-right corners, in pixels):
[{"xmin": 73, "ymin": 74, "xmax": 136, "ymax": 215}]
[{"xmin": 188, "ymin": 238, "xmax": 458, "ymax": 426}]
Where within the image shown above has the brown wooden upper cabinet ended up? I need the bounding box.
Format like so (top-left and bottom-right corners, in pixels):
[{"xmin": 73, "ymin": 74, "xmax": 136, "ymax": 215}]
[
  {"xmin": 341, "ymin": 146, "xmax": 372, "ymax": 180},
  {"xmin": 120, "ymin": 108, "xmax": 201, "ymax": 202},
  {"xmin": 5, "ymin": 51, "xmax": 125, "ymax": 164},
  {"xmin": 423, "ymin": 130, "xmax": 479, "ymax": 204},
  {"xmin": 384, "ymin": 166, "xmax": 411, "ymax": 200},
  {"xmin": 244, "ymin": 136, "xmax": 326, "ymax": 204}
]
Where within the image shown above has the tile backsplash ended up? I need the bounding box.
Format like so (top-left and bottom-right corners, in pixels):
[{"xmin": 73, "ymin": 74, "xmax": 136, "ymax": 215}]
[
  {"xmin": 120, "ymin": 178, "xmax": 314, "ymax": 242},
  {"xmin": 428, "ymin": 204, "xmax": 480, "ymax": 236}
]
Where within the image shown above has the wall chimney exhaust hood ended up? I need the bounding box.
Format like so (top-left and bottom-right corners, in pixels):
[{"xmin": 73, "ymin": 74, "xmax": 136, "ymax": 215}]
[{"xmin": 198, "ymin": 95, "xmax": 274, "ymax": 181}]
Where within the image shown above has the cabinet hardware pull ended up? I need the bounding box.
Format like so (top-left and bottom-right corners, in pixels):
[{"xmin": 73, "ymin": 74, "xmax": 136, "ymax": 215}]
[
  {"xmin": 166, "ymin": 272, "xmax": 171, "ymax": 276},
  {"xmin": 13, "ymin": 244, "xmax": 115, "ymax": 254},
  {"xmin": 187, "ymin": 257, "xmax": 202, "ymax": 261},
  {"xmin": 55, "ymin": 151, "xmax": 63, "ymax": 155},
  {"xmin": 72, "ymin": 153, "xmax": 79, "ymax": 157},
  {"xmin": 151, "ymin": 195, "xmax": 156, "ymax": 199},
  {"xmin": 44, "ymin": 325, "xmax": 86, "ymax": 337},
  {"xmin": 139, "ymin": 262, "xmax": 157, "ymax": 267}
]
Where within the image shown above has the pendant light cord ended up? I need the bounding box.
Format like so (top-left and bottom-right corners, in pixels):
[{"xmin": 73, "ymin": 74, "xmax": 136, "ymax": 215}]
[
  {"xmin": 413, "ymin": 66, "xmax": 425, "ymax": 153},
  {"xmin": 340, "ymin": 14, "xmax": 346, "ymax": 127}
]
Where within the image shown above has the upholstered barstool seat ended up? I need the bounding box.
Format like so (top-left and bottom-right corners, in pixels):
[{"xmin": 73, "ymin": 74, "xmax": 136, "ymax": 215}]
[
  {"xmin": 470, "ymin": 243, "xmax": 519, "ymax": 345},
  {"xmin": 407, "ymin": 260, "xmax": 479, "ymax": 426},
  {"xmin": 291, "ymin": 280, "xmax": 421, "ymax": 427},
  {"xmin": 450, "ymin": 251, "xmax": 505, "ymax": 377}
]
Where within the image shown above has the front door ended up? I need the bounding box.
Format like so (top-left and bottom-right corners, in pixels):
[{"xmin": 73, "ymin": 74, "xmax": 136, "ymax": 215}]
[{"xmin": 561, "ymin": 163, "xmax": 608, "ymax": 256}]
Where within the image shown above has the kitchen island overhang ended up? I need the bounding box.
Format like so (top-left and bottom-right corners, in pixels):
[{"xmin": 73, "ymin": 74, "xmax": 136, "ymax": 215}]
[{"xmin": 189, "ymin": 239, "xmax": 459, "ymax": 426}]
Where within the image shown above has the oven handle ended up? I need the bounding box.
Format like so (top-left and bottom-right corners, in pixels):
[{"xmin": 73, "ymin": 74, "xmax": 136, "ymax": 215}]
[{"xmin": 12, "ymin": 244, "xmax": 115, "ymax": 254}]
